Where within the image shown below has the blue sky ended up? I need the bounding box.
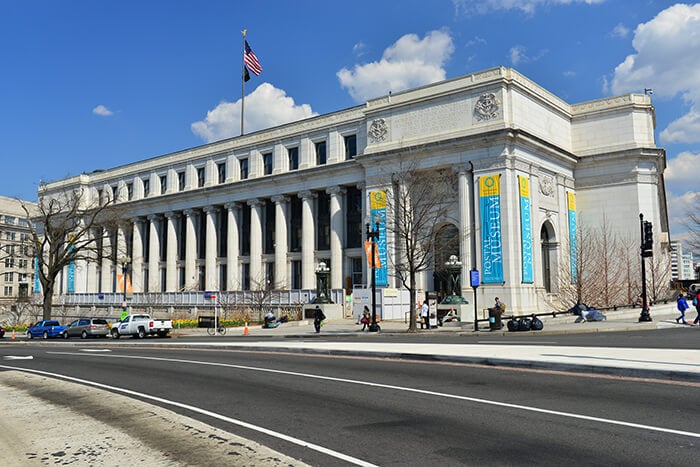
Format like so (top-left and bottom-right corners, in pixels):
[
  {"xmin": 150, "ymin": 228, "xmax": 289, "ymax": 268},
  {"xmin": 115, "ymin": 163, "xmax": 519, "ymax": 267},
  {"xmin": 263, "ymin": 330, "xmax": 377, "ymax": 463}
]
[{"xmin": 2, "ymin": 1, "xmax": 698, "ymax": 242}]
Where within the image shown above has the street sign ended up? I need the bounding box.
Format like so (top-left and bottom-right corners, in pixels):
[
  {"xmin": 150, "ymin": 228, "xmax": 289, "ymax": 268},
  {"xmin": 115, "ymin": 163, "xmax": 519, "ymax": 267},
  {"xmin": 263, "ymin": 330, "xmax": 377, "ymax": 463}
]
[{"xmin": 470, "ymin": 269, "xmax": 480, "ymax": 288}]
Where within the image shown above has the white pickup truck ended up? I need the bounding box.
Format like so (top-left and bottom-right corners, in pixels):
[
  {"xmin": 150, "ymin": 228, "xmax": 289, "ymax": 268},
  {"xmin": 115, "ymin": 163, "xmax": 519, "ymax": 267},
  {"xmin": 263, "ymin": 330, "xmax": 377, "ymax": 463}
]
[{"xmin": 111, "ymin": 314, "xmax": 173, "ymax": 339}]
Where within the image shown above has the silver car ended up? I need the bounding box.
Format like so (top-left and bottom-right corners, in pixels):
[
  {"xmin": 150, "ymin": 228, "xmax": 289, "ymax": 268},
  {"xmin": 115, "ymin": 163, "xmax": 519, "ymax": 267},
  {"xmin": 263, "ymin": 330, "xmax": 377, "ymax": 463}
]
[{"xmin": 63, "ymin": 318, "xmax": 110, "ymax": 339}]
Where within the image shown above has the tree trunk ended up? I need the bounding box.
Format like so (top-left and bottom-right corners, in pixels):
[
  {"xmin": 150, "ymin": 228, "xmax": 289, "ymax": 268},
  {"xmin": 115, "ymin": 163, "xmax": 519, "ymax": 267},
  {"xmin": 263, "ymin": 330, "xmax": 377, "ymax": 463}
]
[
  {"xmin": 408, "ymin": 271, "xmax": 417, "ymax": 332},
  {"xmin": 42, "ymin": 282, "xmax": 54, "ymax": 320}
]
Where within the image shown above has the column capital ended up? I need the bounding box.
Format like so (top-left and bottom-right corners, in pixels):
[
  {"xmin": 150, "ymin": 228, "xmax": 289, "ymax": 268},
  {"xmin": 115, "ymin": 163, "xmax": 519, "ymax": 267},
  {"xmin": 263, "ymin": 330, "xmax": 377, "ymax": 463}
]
[
  {"xmin": 147, "ymin": 214, "xmax": 160, "ymax": 222},
  {"xmin": 164, "ymin": 211, "xmax": 179, "ymax": 219},
  {"xmin": 183, "ymin": 208, "xmax": 196, "ymax": 217},
  {"xmin": 452, "ymin": 164, "xmax": 471, "ymax": 176},
  {"xmin": 271, "ymin": 194, "xmax": 289, "ymax": 204},
  {"xmin": 224, "ymin": 202, "xmax": 241, "ymax": 211},
  {"xmin": 203, "ymin": 205, "xmax": 218, "ymax": 214},
  {"xmin": 298, "ymin": 190, "xmax": 316, "ymax": 200},
  {"xmin": 131, "ymin": 216, "xmax": 144, "ymax": 225},
  {"xmin": 326, "ymin": 186, "xmax": 345, "ymax": 196},
  {"xmin": 247, "ymin": 198, "xmax": 263, "ymax": 208},
  {"xmin": 355, "ymin": 182, "xmax": 365, "ymax": 191}
]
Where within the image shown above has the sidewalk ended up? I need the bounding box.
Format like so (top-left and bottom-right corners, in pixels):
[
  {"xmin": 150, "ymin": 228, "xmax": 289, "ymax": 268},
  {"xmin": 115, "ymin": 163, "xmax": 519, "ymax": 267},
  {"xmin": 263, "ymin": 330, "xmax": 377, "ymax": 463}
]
[{"xmin": 169, "ymin": 302, "xmax": 700, "ymax": 382}]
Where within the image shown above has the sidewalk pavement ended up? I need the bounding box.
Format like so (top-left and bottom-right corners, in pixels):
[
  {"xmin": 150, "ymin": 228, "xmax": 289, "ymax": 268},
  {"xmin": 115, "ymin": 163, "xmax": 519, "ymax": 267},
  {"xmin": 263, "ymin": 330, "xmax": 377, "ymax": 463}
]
[{"xmin": 169, "ymin": 302, "xmax": 700, "ymax": 383}]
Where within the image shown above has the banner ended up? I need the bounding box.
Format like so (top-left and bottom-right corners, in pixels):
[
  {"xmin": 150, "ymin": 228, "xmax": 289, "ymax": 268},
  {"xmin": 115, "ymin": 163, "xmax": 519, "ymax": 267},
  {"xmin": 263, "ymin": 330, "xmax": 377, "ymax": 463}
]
[
  {"xmin": 519, "ymin": 176, "xmax": 534, "ymax": 283},
  {"xmin": 34, "ymin": 256, "xmax": 40, "ymax": 293},
  {"xmin": 479, "ymin": 175, "xmax": 503, "ymax": 283},
  {"xmin": 369, "ymin": 190, "xmax": 388, "ymax": 286},
  {"xmin": 117, "ymin": 273, "xmax": 134, "ymax": 296},
  {"xmin": 66, "ymin": 244, "xmax": 75, "ymax": 293},
  {"xmin": 567, "ymin": 192, "xmax": 578, "ymax": 283}
]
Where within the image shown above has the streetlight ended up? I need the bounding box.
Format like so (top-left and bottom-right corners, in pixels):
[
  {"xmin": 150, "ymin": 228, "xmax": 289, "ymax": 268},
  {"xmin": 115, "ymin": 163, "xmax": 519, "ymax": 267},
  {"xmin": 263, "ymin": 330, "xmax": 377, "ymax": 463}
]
[
  {"xmin": 365, "ymin": 218, "xmax": 380, "ymax": 332},
  {"xmin": 313, "ymin": 261, "xmax": 331, "ymax": 304},
  {"xmin": 119, "ymin": 255, "xmax": 131, "ymax": 319}
]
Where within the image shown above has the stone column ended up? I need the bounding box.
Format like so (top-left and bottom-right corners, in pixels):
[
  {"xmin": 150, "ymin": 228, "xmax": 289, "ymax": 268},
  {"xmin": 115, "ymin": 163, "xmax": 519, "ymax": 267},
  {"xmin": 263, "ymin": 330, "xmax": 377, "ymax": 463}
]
[
  {"xmin": 204, "ymin": 206, "xmax": 218, "ymax": 291},
  {"xmin": 272, "ymin": 195, "xmax": 289, "ymax": 288},
  {"xmin": 456, "ymin": 166, "xmax": 472, "ymax": 287},
  {"xmin": 248, "ymin": 199, "xmax": 263, "ymax": 288},
  {"xmin": 147, "ymin": 214, "xmax": 161, "ymax": 292},
  {"xmin": 86, "ymin": 228, "xmax": 98, "ymax": 293},
  {"xmin": 327, "ymin": 186, "xmax": 345, "ymax": 290},
  {"xmin": 165, "ymin": 212, "xmax": 178, "ymax": 292},
  {"xmin": 299, "ymin": 190, "xmax": 316, "ymax": 289},
  {"xmin": 100, "ymin": 228, "xmax": 113, "ymax": 292},
  {"xmin": 131, "ymin": 218, "xmax": 144, "ymax": 293},
  {"xmin": 225, "ymin": 203, "xmax": 240, "ymax": 290},
  {"xmin": 184, "ymin": 209, "xmax": 197, "ymax": 289}
]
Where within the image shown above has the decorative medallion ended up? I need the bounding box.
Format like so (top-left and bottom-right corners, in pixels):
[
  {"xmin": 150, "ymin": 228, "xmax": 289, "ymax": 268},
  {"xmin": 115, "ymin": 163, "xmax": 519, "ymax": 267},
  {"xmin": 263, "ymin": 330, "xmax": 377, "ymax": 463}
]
[
  {"xmin": 368, "ymin": 118, "xmax": 388, "ymax": 143},
  {"xmin": 474, "ymin": 93, "xmax": 500, "ymax": 121},
  {"xmin": 539, "ymin": 176, "xmax": 554, "ymax": 197}
]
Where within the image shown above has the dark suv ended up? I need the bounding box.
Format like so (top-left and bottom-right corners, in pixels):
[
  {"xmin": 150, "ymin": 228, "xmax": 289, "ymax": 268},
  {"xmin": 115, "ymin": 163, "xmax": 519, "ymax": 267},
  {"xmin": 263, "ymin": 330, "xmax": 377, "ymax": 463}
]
[{"xmin": 63, "ymin": 318, "xmax": 110, "ymax": 339}]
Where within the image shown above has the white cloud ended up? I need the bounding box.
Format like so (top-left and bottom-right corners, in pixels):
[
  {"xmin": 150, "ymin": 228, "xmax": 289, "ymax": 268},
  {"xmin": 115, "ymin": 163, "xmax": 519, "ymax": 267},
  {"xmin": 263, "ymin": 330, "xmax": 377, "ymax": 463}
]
[
  {"xmin": 452, "ymin": 0, "xmax": 605, "ymax": 15},
  {"xmin": 609, "ymin": 4, "xmax": 700, "ymax": 144},
  {"xmin": 665, "ymin": 150, "xmax": 700, "ymax": 193},
  {"xmin": 92, "ymin": 105, "xmax": 113, "ymax": 117},
  {"xmin": 337, "ymin": 30, "xmax": 454, "ymax": 103},
  {"xmin": 610, "ymin": 23, "xmax": 629, "ymax": 38},
  {"xmin": 508, "ymin": 45, "xmax": 547, "ymax": 66},
  {"xmin": 666, "ymin": 190, "xmax": 700, "ymax": 242},
  {"xmin": 191, "ymin": 83, "xmax": 317, "ymax": 143}
]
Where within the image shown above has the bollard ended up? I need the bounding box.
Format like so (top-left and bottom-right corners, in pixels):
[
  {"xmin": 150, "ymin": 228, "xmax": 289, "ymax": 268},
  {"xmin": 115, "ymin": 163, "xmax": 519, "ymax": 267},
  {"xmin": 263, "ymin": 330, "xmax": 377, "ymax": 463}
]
[{"xmin": 11, "ymin": 329, "xmax": 16, "ymax": 340}]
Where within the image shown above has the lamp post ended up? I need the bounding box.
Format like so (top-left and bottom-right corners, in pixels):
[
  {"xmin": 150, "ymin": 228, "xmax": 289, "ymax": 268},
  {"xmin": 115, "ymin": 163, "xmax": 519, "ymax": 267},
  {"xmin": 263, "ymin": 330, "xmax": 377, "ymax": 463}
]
[
  {"xmin": 313, "ymin": 261, "xmax": 331, "ymax": 304},
  {"xmin": 443, "ymin": 255, "xmax": 467, "ymax": 305},
  {"xmin": 366, "ymin": 219, "xmax": 380, "ymax": 332},
  {"xmin": 119, "ymin": 255, "xmax": 131, "ymax": 319}
]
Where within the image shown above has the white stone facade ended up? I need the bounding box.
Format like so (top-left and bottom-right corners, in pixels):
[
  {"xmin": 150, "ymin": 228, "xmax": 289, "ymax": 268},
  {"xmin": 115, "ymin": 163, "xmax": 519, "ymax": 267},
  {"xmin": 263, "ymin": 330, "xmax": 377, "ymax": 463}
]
[
  {"xmin": 0, "ymin": 196, "xmax": 37, "ymax": 303},
  {"xmin": 40, "ymin": 67, "xmax": 669, "ymax": 313}
]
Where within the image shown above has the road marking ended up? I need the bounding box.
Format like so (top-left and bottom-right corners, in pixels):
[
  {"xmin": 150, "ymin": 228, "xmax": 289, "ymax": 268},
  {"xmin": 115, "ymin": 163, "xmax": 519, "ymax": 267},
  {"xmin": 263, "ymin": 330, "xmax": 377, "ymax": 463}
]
[
  {"xmin": 2, "ymin": 356, "xmax": 34, "ymax": 360},
  {"xmin": 0, "ymin": 363, "xmax": 377, "ymax": 467},
  {"xmin": 45, "ymin": 351, "xmax": 700, "ymax": 440},
  {"xmin": 79, "ymin": 349, "xmax": 112, "ymax": 352}
]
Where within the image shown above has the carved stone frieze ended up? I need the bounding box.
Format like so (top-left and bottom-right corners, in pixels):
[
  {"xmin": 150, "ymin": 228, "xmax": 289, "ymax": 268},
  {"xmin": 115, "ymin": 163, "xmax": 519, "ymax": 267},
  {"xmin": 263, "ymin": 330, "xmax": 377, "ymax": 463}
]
[
  {"xmin": 368, "ymin": 118, "xmax": 388, "ymax": 144},
  {"xmin": 539, "ymin": 176, "xmax": 555, "ymax": 197},
  {"xmin": 474, "ymin": 93, "xmax": 500, "ymax": 121}
]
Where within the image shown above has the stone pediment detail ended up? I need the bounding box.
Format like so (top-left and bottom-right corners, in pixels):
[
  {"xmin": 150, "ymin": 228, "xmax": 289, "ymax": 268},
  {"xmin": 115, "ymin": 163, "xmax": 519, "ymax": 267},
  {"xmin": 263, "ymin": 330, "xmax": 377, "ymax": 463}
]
[
  {"xmin": 368, "ymin": 118, "xmax": 389, "ymax": 144},
  {"xmin": 539, "ymin": 175, "xmax": 555, "ymax": 197},
  {"xmin": 474, "ymin": 93, "xmax": 500, "ymax": 121}
]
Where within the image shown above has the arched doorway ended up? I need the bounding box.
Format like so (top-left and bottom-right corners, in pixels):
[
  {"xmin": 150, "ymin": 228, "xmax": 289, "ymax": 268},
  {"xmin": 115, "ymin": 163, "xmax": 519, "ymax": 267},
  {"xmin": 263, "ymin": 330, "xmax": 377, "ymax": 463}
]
[
  {"xmin": 434, "ymin": 224, "xmax": 460, "ymax": 300},
  {"xmin": 540, "ymin": 221, "xmax": 557, "ymax": 293}
]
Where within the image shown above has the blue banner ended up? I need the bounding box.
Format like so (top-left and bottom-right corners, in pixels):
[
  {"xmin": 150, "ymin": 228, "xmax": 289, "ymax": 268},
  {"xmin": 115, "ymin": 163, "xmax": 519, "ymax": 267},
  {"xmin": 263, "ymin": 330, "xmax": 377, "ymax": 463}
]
[
  {"xmin": 479, "ymin": 175, "xmax": 503, "ymax": 283},
  {"xmin": 519, "ymin": 176, "xmax": 533, "ymax": 283},
  {"xmin": 369, "ymin": 190, "xmax": 388, "ymax": 287},
  {"xmin": 567, "ymin": 192, "xmax": 577, "ymax": 283},
  {"xmin": 34, "ymin": 256, "xmax": 40, "ymax": 293},
  {"xmin": 66, "ymin": 244, "xmax": 75, "ymax": 293}
]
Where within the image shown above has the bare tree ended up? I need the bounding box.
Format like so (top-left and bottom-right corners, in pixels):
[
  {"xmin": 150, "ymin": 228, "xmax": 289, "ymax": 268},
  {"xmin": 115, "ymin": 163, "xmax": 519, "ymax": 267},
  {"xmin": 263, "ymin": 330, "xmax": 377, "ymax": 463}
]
[
  {"xmin": 381, "ymin": 159, "xmax": 455, "ymax": 332},
  {"xmin": 20, "ymin": 187, "xmax": 121, "ymax": 320}
]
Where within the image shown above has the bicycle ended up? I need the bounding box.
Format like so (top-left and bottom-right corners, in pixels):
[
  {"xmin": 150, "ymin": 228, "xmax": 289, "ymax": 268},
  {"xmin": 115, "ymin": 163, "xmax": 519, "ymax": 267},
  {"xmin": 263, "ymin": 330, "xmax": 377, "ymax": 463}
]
[{"xmin": 207, "ymin": 325, "xmax": 227, "ymax": 336}]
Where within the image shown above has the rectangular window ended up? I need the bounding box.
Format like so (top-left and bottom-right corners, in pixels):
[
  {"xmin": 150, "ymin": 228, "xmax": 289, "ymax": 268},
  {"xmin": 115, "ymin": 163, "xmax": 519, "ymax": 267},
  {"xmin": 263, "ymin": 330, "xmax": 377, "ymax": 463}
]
[
  {"xmin": 4, "ymin": 216, "xmax": 15, "ymax": 225},
  {"xmin": 6, "ymin": 231, "xmax": 15, "ymax": 241},
  {"xmin": 263, "ymin": 152, "xmax": 273, "ymax": 175},
  {"xmin": 242, "ymin": 263, "xmax": 250, "ymax": 290},
  {"xmin": 3, "ymin": 286, "xmax": 12, "ymax": 296},
  {"xmin": 18, "ymin": 259, "xmax": 27, "ymax": 269},
  {"xmin": 344, "ymin": 134, "xmax": 357, "ymax": 160},
  {"xmin": 197, "ymin": 167, "xmax": 205, "ymax": 187},
  {"xmin": 240, "ymin": 158, "xmax": 249, "ymax": 179},
  {"xmin": 143, "ymin": 178, "xmax": 150, "ymax": 197},
  {"xmin": 178, "ymin": 172, "xmax": 185, "ymax": 191},
  {"xmin": 5, "ymin": 272, "xmax": 14, "ymax": 282},
  {"xmin": 291, "ymin": 261, "xmax": 302, "ymax": 289},
  {"xmin": 288, "ymin": 147, "xmax": 299, "ymax": 170},
  {"xmin": 290, "ymin": 197, "xmax": 302, "ymax": 252},
  {"xmin": 351, "ymin": 257, "xmax": 363, "ymax": 287},
  {"xmin": 5, "ymin": 258, "xmax": 14, "ymax": 268},
  {"xmin": 127, "ymin": 183, "xmax": 134, "ymax": 200},
  {"xmin": 17, "ymin": 218, "xmax": 28, "ymax": 227},
  {"xmin": 315, "ymin": 141, "xmax": 327, "ymax": 165},
  {"xmin": 317, "ymin": 192, "xmax": 330, "ymax": 250},
  {"xmin": 160, "ymin": 175, "xmax": 167, "ymax": 194},
  {"xmin": 217, "ymin": 162, "xmax": 226, "ymax": 183},
  {"xmin": 345, "ymin": 186, "xmax": 363, "ymax": 248}
]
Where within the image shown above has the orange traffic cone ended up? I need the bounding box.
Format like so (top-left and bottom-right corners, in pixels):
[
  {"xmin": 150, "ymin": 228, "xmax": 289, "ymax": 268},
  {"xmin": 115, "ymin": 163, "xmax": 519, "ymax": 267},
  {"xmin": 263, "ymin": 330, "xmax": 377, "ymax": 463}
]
[
  {"xmin": 243, "ymin": 322, "xmax": 249, "ymax": 335},
  {"xmin": 11, "ymin": 329, "xmax": 16, "ymax": 340}
]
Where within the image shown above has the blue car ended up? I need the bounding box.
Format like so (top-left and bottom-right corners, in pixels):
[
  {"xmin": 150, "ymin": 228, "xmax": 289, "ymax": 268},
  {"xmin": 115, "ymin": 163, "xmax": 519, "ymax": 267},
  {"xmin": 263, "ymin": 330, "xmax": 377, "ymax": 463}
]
[{"xmin": 26, "ymin": 320, "xmax": 67, "ymax": 339}]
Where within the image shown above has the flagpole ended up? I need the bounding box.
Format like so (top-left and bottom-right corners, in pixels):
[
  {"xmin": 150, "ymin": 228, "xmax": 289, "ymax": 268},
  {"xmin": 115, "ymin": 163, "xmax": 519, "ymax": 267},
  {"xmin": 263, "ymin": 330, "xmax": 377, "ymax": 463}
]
[{"xmin": 241, "ymin": 29, "xmax": 246, "ymax": 136}]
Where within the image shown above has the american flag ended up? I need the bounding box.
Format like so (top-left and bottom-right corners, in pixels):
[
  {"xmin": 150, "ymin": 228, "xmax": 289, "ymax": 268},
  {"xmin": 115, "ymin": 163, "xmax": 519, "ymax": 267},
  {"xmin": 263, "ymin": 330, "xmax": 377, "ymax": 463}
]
[{"xmin": 244, "ymin": 40, "xmax": 262, "ymax": 76}]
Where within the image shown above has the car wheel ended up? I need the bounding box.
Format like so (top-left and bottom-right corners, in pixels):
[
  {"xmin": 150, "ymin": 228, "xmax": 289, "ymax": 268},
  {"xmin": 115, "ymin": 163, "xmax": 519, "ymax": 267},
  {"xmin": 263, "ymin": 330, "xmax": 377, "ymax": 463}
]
[
  {"xmin": 63, "ymin": 331, "xmax": 69, "ymax": 339},
  {"xmin": 137, "ymin": 327, "xmax": 146, "ymax": 339},
  {"xmin": 27, "ymin": 331, "xmax": 33, "ymax": 340},
  {"xmin": 111, "ymin": 329, "xmax": 120, "ymax": 339},
  {"xmin": 81, "ymin": 330, "xmax": 88, "ymax": 339},
  {"xmin": 42, "ymin": 331, "xmax": 49, "ymax": 339}
]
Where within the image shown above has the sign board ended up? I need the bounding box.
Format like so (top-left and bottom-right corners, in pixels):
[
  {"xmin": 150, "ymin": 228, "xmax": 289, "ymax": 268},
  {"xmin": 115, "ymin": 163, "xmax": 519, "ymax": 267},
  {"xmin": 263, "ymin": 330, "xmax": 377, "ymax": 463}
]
[{"xmin": 470, "ymin": 269, "xmax": 480, "ymax": 288}]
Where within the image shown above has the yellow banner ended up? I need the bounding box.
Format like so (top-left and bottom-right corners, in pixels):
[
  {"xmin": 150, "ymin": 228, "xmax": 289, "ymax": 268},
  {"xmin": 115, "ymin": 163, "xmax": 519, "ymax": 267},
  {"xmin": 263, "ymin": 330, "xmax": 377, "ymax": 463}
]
[
  {"xmin": 567, "ymin": 192, "xmax": 576, "ymax": 211},
  {"xmin": 480, "ymin": 174, "xmax": 500, "ymax": 197},
  {"xmin": 518, "ymin": 176, "xmax": 529, "ymax": 198},
  {"xmin": 369, "ymin": 190, "xmax": 386, "ymax": 210}
]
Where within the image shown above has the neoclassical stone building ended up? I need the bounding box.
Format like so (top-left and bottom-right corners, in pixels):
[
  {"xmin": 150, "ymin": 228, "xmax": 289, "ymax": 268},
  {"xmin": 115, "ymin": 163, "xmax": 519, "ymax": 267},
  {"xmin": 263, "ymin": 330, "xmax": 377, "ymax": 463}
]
[{"xmin": 40, "ymin": 67, "xmax": 668, "ymax": 314}]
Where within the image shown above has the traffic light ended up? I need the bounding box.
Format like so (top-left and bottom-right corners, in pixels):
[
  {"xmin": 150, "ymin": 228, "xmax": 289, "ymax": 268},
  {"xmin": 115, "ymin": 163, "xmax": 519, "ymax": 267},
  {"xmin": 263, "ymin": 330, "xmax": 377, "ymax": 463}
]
[{"xmin": 642, "ymin": 221, "xmax": 653, "ymax": 257}]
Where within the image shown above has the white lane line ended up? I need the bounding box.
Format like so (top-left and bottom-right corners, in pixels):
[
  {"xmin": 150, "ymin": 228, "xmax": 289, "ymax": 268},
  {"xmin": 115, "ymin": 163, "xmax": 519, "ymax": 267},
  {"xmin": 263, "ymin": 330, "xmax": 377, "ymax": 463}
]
[
  {"xmin": 79, "ymin": 349, "xmax": 112, "ymax": 352},
  {"xmin": 2, "ymin": 356, "xmax": 34, "ymax": 360},
  {"xmin": 0, "ymin": 363, "xmax": 377, "ymax": 467},
  {"xmin": 46, "ymin": 351, "xmax": 700, "ymax": 439}
]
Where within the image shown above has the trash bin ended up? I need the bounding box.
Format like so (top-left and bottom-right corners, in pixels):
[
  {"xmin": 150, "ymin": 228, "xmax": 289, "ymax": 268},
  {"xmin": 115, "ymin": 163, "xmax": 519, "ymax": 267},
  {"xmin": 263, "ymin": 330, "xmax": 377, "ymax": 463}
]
[{"xmin": 488, "ymin": 307, "xmax": 503, "ymax": 330}]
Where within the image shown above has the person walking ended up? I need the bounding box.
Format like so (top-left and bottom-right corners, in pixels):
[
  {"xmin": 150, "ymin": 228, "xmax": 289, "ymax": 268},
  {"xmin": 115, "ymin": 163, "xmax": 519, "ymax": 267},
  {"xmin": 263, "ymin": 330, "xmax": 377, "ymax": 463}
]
[
  {"xmin": 676, "ymin": 293, "xmax": 689, "ymax": 325},
  {"xmin": 313, "ymin": 305, "xmax": 326, "ymax": 333},
  {"xmin": 360, "ymin": 305, "xmax": 371, "ymax": 331},
  {"xmin": 693, "ymin": 293, "xmax": 700, "ymax": 326},
  {"xmin": 420, "ymin": 300, "xmax": 430, "ymax": 330}
]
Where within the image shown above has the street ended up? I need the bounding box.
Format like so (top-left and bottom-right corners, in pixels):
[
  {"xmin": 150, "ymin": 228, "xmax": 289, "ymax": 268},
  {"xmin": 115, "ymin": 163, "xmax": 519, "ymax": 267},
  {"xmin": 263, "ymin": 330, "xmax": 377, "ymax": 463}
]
[{"xmin": 1, "ymin": 340, "xmax": 698, "ymax": 466}]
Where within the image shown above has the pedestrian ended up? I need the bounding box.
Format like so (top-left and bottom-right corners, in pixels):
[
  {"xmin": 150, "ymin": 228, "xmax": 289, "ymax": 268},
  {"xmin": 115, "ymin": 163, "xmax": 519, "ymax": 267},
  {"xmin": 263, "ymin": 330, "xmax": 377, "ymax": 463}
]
[
  {"xmin": 420, "ymin": 300, "xmax": 430, "ymax": 330},
  {"xmin": 693, "ymin": 293, "xmax": 700, "ymax": 326},
  {"xmin": 676, "ymin": 293, "xmax": 689, "ymax": 325},
  {"xmin": 313, "ymin": 305, "xmax": 326, "ymax": 333},
  {"xmin": 360, "ymin": 305, "xmax": 371, "ymax": 331},
  {"xmin": 494, "ymin": 297, "xmax": 505, "ymax": 312}
]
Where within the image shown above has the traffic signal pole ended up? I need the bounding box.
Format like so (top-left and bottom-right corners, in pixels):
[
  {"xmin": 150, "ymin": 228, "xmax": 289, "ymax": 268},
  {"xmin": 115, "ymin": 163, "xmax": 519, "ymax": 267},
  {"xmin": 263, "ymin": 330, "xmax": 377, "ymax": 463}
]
[{"xmin": 639, "ymin": 213, "xmax": 652, "ymax": 322}]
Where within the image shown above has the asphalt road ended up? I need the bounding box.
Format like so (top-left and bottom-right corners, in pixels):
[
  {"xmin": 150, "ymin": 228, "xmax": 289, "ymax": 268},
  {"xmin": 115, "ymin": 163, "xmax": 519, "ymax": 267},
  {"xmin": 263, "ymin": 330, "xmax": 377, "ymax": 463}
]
[{"xmin": 1, "ymin": 343, "xmax": 698, "ymax": 466}]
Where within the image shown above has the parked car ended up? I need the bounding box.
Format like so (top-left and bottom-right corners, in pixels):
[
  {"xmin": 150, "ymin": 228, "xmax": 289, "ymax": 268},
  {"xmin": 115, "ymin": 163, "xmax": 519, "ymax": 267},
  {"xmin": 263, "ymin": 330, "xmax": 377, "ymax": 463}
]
[
  {"xmin": 0, "ymin": 325, "xmax": 5, "ymax": 338},
  {"xmin": 63, "ymin": 318, "xmax": 110, "ymax": 339},
  {"xmin": 26, "ymin": 320, "xmax": 67, "ymax": 339}
]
